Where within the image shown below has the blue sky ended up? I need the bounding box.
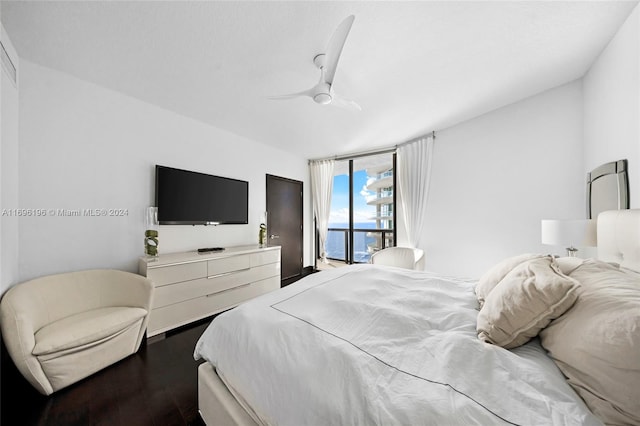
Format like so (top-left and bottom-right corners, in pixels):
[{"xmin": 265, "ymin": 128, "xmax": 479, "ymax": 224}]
[{"xmin": 329, "ymin": 170, "xmax": 375, "ymax": 225}]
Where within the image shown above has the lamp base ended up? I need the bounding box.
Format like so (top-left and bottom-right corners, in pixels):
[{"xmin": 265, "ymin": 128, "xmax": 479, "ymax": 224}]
[{"xmin": 566, "ymin": 246, "xmax": 578, "ymax": 257}]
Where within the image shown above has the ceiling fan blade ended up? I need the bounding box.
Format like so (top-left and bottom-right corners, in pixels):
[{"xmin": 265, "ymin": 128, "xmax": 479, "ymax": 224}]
[
  {"xmin": 330, "ymin": 93, "xmax": 361, "ymax": 111},
  {"xmin": 323, "ymin": 15, "xmax": 355, "ymax": 85},
  {"xmin": 267, "ymin": 88, "xmax": 315, "ymax": 100}
]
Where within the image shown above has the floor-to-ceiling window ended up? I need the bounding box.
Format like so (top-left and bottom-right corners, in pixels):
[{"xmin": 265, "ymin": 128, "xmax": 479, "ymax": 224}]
[{"xmin": 325, "ymin": 152, "xmax": 396, "ymax": 264}]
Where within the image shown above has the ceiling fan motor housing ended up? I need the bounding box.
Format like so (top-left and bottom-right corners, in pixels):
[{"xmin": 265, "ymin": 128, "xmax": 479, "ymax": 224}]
[
  {"xmin": 313, "ymin": 92, "xmax": 332, "ymax": 105},
  {"xmin": 312, "ymin": 80, "xmax": 333, "ymax": 104}
]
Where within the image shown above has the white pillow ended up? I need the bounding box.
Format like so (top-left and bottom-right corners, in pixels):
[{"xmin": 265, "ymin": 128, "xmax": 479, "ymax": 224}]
[
  {"xmin": 477, "ymin": 256, "xmax": 579, "ymax": 349},
  {"xmin": 475, "ymin": 253, "xmax": 546, "ymax": 307}
]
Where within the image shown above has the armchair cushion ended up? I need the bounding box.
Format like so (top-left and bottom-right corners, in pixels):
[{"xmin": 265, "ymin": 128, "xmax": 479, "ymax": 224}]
[{"xmin": 33, "ymin": 307, "xmax": 148, "ymax": 356}]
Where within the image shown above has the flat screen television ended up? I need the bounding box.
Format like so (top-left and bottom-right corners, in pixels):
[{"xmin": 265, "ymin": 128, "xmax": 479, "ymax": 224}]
[{"xmin": 155, "ymin": 165, "xmax": 249, "ymax": 225}]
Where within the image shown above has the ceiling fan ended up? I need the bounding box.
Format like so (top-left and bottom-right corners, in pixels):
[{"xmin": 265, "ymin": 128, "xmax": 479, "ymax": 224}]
[{"xmin": 269, "ymin": 15, "xmax": 361, "ymax": 111}]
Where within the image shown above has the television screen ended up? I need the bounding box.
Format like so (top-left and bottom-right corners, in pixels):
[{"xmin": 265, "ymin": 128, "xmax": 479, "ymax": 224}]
[{"xmin": 155, "ymin": 165, "xmax": 249, "ymax": 225}]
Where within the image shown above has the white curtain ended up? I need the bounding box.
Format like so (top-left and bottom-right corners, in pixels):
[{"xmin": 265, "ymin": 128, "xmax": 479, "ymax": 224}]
[
  {"xmin": 310, "ymin": 159, "xmax": 335, "ymax": 263},
  {"xmin": 397, "ymin": 135, "xmax": 434, "ymax": 248}
]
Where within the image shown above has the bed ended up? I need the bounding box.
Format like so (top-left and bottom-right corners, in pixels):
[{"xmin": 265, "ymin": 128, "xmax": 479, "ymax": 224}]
[{"xmin": 193, "ymin": 209, "xmax": 640, "ymax": 426}]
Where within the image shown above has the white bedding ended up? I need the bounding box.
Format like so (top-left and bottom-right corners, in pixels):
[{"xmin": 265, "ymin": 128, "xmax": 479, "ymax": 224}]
[{"xmin": 193, "ymin": 264, "xmax": 602, "ymax": 426}]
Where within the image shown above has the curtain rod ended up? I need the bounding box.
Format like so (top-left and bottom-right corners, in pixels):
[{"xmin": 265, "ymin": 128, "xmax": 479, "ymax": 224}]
[{"xmin": 308, "ymin": 131, "xmax": 435, "ymax": 164}]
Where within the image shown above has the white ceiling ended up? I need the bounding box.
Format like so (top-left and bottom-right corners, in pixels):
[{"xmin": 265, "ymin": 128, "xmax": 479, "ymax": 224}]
[{"xmin": 2, "ymin": 1, "xmax": 638, "ymax": 160}]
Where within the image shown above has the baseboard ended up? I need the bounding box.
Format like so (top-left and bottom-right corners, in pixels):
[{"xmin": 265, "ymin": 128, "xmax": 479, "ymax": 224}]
[{"xmin": 302, "ymin": 266, "xmax": 317, "ymax": 275}]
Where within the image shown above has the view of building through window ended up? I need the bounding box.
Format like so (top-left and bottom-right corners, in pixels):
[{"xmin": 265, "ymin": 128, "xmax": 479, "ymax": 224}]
[{"xmin": 326, "ymin": 153, "xmax": 394, "ymax": 263}]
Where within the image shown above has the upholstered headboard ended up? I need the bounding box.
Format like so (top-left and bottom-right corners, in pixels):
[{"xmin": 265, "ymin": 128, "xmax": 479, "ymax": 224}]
[{"xmin": 597, "ymin": 209, "xmax": 640, "ymax": 273}]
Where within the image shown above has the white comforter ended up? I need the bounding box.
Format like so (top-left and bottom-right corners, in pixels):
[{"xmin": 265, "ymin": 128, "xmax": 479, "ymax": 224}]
[{"xmin": 194, "ymin": 264, "xmax": 602, "ymax": 426}]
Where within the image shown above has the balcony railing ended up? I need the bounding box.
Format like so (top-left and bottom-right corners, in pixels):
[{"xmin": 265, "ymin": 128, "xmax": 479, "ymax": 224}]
[{"xmin": 323, "ymin": 227, "xmax": 395, "ymax": 264}]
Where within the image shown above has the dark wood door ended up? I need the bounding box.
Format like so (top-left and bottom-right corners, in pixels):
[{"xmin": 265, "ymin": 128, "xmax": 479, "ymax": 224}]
[{"xmin": 266, "ymin": 174, "xmax": 303, "ymax": 284}]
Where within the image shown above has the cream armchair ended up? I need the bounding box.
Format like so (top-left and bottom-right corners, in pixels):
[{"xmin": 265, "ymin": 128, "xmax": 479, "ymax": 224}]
[
  {"xmin": 370, "ymin": 246, "xmax": 425, "ymax": 270},
  {"xmin": 0, "ymin": 269, "xmax": 154, "ymax": 395}
]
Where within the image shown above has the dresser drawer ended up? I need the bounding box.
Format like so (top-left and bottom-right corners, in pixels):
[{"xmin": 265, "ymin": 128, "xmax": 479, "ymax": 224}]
[
  {"xmin": 251, "ymin": 249, "xmax": 280, "ymax": 267},
  {"xmin": 146, "ymin": 261, "xmax": 207, "ymax": 287},
  {"xmin": 152, "ymin": 263, "xmax": 280, "ymax": 309},
  {"xmin": 207, "ymin": 254, "xmax": 251, "ymax": 277},
  {"xmin": 147, "ymin": 276, "xmax": 280, "ymax": 336}
]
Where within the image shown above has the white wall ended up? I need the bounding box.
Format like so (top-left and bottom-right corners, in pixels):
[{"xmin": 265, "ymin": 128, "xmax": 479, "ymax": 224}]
[
  {"xmin": 17, "ymin": 60, "xmax": 310, "ymax": 283},
  {"xmin": 12, "ymin": 3, "xmax": 637, "ymax": 285},
  {"xmin": 1, "ymin": 23, "xmax": 20, "ymax": 294},
  {"xmin": 584, "ymin": 3, "xmax": 639, "ymax": 208},
  {"xmin": 422, "ymin": 80, "xmax": 585, "ymax": 278}
]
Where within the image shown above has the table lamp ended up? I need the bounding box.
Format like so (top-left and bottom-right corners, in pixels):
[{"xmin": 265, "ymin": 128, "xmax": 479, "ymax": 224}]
[{"xmin": 541, "ymin": 219, "xmax": 597, "ymax": 257}]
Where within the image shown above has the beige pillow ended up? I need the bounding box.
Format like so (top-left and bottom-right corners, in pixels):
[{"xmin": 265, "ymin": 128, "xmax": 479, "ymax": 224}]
[
  {"xmin": 540, "ymin": 259, "xmax": 640, "ymax": 425},
  {"xmin": 477, "ymin": 256, "xmax": 580, "ymax": 349},
  {"xmin": 475, "ymin": 253, "xmax": 546, "ymax": 307},
  {"xmin": 554, "ymin": 256, "xmax": 584, "ymax": 275}
]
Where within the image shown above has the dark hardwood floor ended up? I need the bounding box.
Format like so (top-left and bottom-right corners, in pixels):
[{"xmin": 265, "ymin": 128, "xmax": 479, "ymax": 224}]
[
  {"xmin": 1, "ymin": 318, "xmax": 212, "ymax": 426},
  {"xmin": 0, "ymin": 272, "xmax": 316, "ymax": 426}
]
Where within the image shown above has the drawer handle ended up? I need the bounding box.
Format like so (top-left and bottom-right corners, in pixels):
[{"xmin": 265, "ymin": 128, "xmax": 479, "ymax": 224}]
[
  {"xmin": 206, "ymin": 282, "xmax": 252, "ymax": 297},
  {"xmin": 207, "ymin": 267, "xmax": 251, "ymax": 279}
]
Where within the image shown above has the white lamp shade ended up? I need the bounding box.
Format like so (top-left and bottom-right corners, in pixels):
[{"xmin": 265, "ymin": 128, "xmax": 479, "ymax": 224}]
[{"xmin": 541, "ymin": 219, "xmax": 597, "ymax": 247}]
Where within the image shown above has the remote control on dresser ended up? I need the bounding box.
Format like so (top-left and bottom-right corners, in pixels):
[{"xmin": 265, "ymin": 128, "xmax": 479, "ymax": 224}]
[{"xmin": 197, "ymin": 247, "xmax": 225, "ymax": 253}]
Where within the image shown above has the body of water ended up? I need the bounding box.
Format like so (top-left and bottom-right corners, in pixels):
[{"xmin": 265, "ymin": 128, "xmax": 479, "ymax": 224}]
[{"xmin": 326, "ymin": 222, "xmax": 380, "ymax": 263}]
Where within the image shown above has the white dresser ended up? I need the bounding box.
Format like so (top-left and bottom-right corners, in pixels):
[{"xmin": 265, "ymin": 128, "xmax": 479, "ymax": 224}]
[{"xmin": 138, "ymin": 245, "xmax": 281, "ymax": 338}]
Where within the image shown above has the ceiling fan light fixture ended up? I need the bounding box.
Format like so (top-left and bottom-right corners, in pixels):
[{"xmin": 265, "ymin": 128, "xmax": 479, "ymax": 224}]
[{"xmin": 313, "ymin": 92, "xmax": 332, "ymax": 105}]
